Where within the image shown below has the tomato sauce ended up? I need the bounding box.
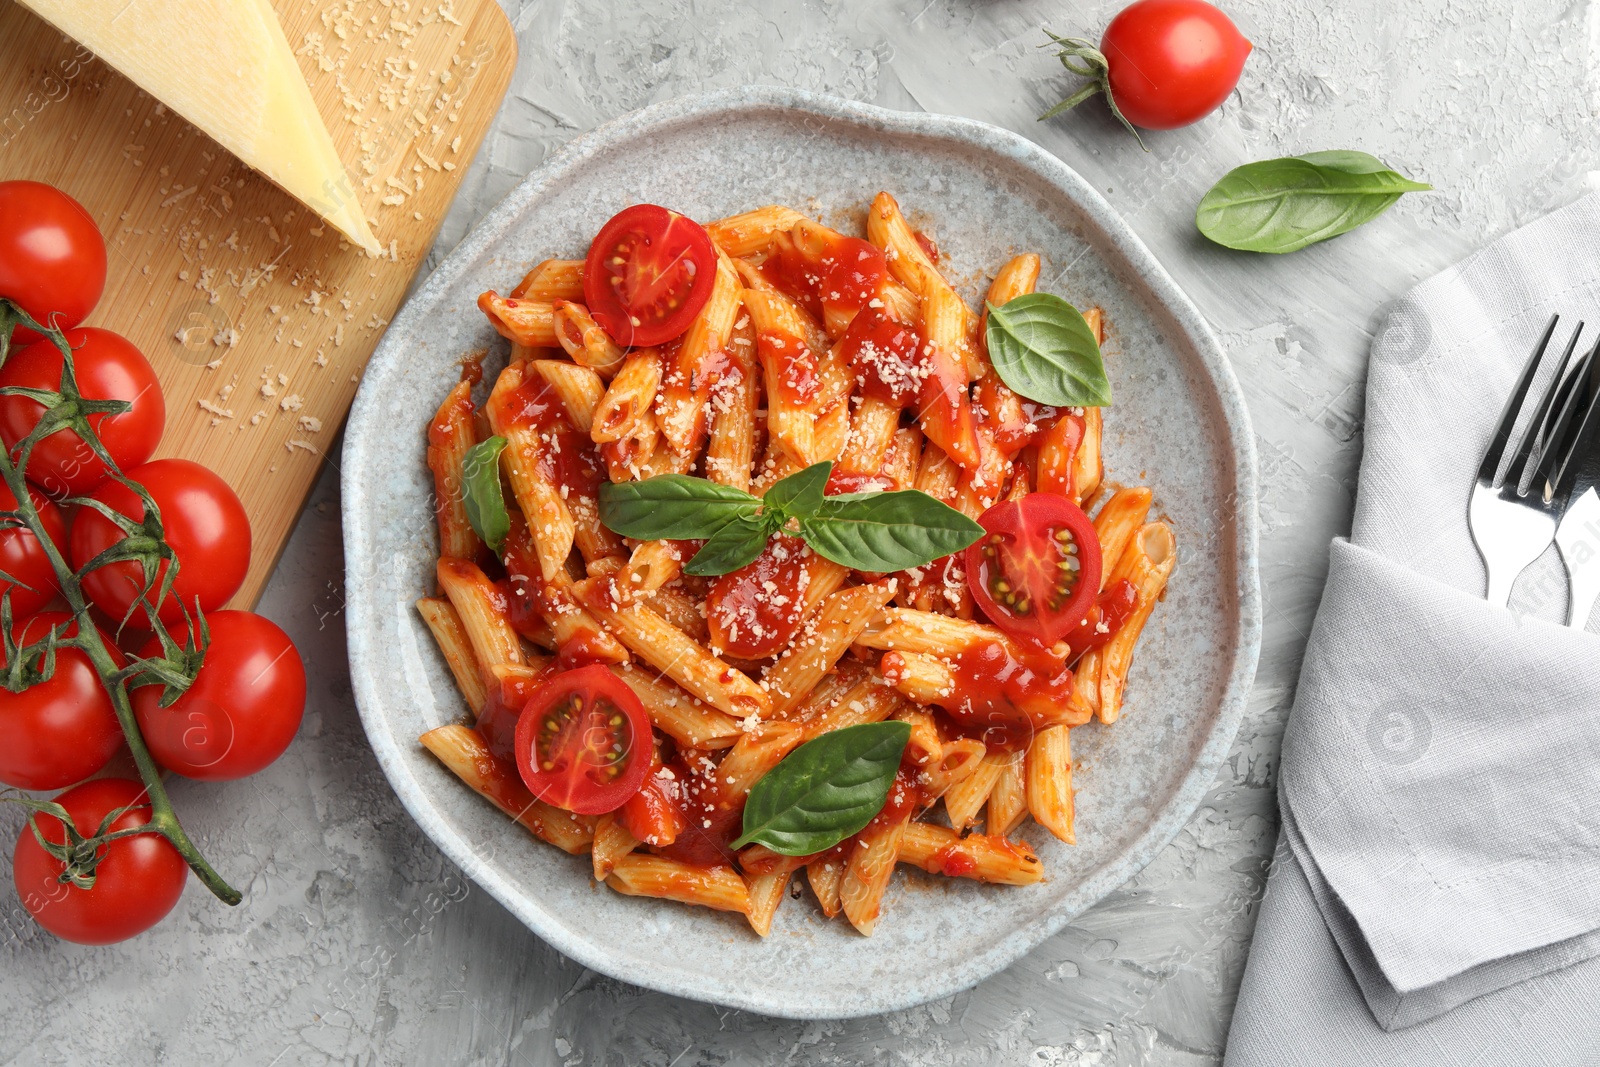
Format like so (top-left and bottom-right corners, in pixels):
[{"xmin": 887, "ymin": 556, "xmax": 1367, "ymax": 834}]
[
  {"xmin": 496, "ymin": 370, "xmax": 572, "ymax": 433},
  {"xmin": 705, "ymin": 536, "xmax": 811, "ymax": 659},
  {"xmin": 756, "ymin": 329, "xmax": 819, "ymax": 405},
  {"xmin": 1063, "ymin": 579, "xmax": 1140, "ymax": 663},
  {"xmin": 761, "ymin": 232, "xmax": 886, "ymax": 324},
  {"xmin": 824, "ymin": 469, "xmax": 896, "ymax": 495},
  {"xmin": 928, "ymin": 844, "xmax": 978, "ymax": 878},
  {"xmin": 932, "ymin": 639, "xmax": 1079, "ymax": 750},
  {"xmin": 652, "ymin": 756, "xmax": 742, "ymax": 869},
  {"xmin": 475, "ymin": 663, "xmax": 553, "ymax": 763}
]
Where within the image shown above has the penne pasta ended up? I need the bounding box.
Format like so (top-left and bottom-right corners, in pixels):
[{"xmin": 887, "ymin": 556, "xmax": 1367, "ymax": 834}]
[
  {"xmin": 426, "ymin": 380, "xmax": 484, "ymax": 561},
  {"xmin": 763, "ymin": 583, "xmax": 898, "ymax": 717},
  {"xmin": 420, "ymin": 725, "xmax": 593, "ymax": 854},
  {"xmin": 606, "ymin": 854, "xmax": 750, "ymax": 915},
  {"xmin": 591, "ymin": 813, "xmax": 640, "ymax": 880},
  {"xmin": 510, "ymin": 258, "xmax": 584, "ymax": 302},
  {"xmin": 416, "ymin": 596, "xmax": 488, "ymax": 717},
  {"xmin": 1025, "ymin": 724, "xmax": 1075, "ymax": 844},
  {"xmin": 551, "ymin": 301, "xmax": 626, "ymax": 379},
  {"xmin": 610, "ymin": 665, "xmax": 744, "ymax": 750},
  {"xmin": 575, "ymin": 576, "xmax": 772, "ymax": 720},
  {"xmin": 1098, "ymin": 523, "xmax": 1176, "ymax": 723},
  {"xmin": 898, "ymin": 823, "xmax": 1043, "ymax": 885},
  {"xmin": 479, "ymin": 291, "xmax": 558, "ymax": 348},
  {"xmin": 435, "ymin": 557, "xmax": 522, "ymax": 676},
  {"xmin": 840, "ymin": 803, "xmax": 912, "ymax": 935},
  {"xmin": 418, "ymin": 192, "xmax": 1171, "ymax": 936}
]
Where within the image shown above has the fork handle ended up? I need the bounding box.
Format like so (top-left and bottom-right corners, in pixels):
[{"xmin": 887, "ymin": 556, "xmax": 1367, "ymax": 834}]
[
  {"xmin": 1568, "ymin": 570, "xmax": 1600, "ymax": 631},
  {"xmin": 1485, "ymin": 567, "xmax": 1518, "ymax": 609}
]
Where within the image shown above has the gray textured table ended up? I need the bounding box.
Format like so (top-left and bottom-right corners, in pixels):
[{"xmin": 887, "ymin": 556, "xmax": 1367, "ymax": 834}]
[{"xmin": 3, "ymin": 1, "xmax": 1590, "ymax": 1064}]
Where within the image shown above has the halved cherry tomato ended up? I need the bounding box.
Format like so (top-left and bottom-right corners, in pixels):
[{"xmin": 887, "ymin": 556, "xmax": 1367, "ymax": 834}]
[
  {"xmin": 966, "ymin": 493, "xmax": 1101, "ymax": 646},
  {"xmin": 0, "ymin": 181, "xmax": 106, "ymax": 346},
  {"xmin": 513, "ymin": 664, "xmax": 650, "ymax": 815},
  {"xmin": 0, "ymin": 328, "xmax": 166, "ymax": 497},
  {"xmin": 0, "ymin": 481, "xmax": 67, "ymax": 616},
  {"xmin": 583, "ymin": 204, "xmax": 716, "ymax": 347}
]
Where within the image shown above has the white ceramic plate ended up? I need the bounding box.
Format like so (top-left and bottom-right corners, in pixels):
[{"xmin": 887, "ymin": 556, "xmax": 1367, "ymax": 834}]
[{"xmin": 342, "ymin": 86, "xmax": 1261, "ymax": 1019}]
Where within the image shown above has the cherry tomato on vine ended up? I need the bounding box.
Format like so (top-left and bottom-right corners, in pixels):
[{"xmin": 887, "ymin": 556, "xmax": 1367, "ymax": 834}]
[
  {"xmin": 965, "ymin": 493, "xmax": 1102, "ymax": 646},
  {"xmin": 513, "ymin": 664, "xmax": 651, "ymax": 815},
  {"xmin": 131, "ymin": 611, "xmax": 305, "ymax": 780},
  {"xmin": 0, "ymin": 481, "xmax": 66, "ymax": 616},
  {"xmin": 0, "ymin": 611, "xmax": 124, "ymax": 791},
  {"xmin": 70, "ymin": 459, "xmax": 251, "ymax": 624},
  {"xmin": 583, "ymin": 204, "xmax": 717, "ymax": 347},
  {"xmin": 0, "ymin": 181, "xmax": 106, "ymax": 346},
  {"xmin": 0, "ymin": 327, "xmax": 165, "ymax": 497},
  {"xmin": 12, "ymin": 778, "xmax": 187, "ymax": 944},
  {"xmin": 1100, "ymin": 0, "xmax": 1251, "ymax": 130}
]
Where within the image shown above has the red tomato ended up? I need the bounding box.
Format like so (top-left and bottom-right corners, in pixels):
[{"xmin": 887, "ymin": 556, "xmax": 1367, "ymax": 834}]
[
  {"xmin": 0, "ymin": 328, "xmax": 166, "ymax": 496},
  {"xmin": 70, "ymin": 459, "xmax": 251, "ymax": 624},
  {"xmin": 583, "ymin": 204, "xmax": 716, "ymax": 347},
  {"xmin": 0, "ymin": 481, "xmax": 66, "ymax": 615},
  {"xmin": 513, "ymin": 664, "xmax": 651, "ymax": 815},
  {"xmin": 0, "ymin": 611, "xmax": 123, "ymax": 790},
  {"xmin": 966, "ymin": 493, "xmax": 1102, "ymax": 645},
  {"xmin": 130, "ymin": 611, "xmax": 305, "ymax": 780},
  {"xmin": 12, "ymin": 778, "xmax": 187, "ymax": 944},
  {"xmin": 1100, "ymin": 0, "xmax": 1252, "ymax": 130},
  {"xmin": 0, "ymin": 181, "xmax": 106, "ymax": 346}
]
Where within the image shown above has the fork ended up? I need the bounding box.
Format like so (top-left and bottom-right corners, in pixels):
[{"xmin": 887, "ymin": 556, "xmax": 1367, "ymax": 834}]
[{"xmin": 1468, "ymin": 315, "xmax": 1590, "ymax": 607}]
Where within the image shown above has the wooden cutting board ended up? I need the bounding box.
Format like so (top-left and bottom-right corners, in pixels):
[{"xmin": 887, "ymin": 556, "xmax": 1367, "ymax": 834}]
[{"xmin": 0, "ymin": 0, "xmax": 516, "ymax": 607}]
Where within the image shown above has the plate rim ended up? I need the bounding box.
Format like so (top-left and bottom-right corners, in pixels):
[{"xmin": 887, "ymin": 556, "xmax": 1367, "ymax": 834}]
[{"xmin": 342, "ymin": 84, "xmax": 1263, "ymax": 1020}]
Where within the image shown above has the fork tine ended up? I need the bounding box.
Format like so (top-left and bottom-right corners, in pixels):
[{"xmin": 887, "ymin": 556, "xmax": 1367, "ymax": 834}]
[
  {"xmin": 1531, "ymin": 335, "xmax": 1597, "ymax": 501},
  {"xmin": 1480, "ymin": 313, "xmax": 1560, "ymax": 486},
  {"xmin": 1548, "ymin": 335, "xmax": 1600, "ymax": 498},
  {"xmin": 1505, "ymin": 319, "xmax": 1582, "ymax": 490}
]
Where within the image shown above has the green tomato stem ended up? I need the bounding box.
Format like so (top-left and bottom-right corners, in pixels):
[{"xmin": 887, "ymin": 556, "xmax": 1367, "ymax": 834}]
[{"xmin": 0, "ymin": 300, "xmax": 240, "ymax": 906}]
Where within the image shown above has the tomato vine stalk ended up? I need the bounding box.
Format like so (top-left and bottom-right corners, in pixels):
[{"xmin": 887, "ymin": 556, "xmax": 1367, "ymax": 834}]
[{"xmin": 0, "ymin": 299, "xmax": 239, "ymax": 906}]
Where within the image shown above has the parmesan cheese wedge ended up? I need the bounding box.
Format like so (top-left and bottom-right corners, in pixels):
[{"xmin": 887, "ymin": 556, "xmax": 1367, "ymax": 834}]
[{"xmin": 17, "ymin": 0, "xmax": 382, "ymax": 255}]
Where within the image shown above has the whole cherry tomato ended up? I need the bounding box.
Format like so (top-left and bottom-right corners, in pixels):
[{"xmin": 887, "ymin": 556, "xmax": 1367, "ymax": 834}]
[
  {"xmin": 1045, "ymin": 0, "xmax": 1251, "ymax": 133},
  {"xmin": 70, "ymin": 459, "xmax": 251, "ymax": 624},
  {"xmin": 0, "ymin": 481, "xmax": 67, "ymax": 616},
  {"xmin": 131, "ymin": 611, "xmax": 305, "ymax": 780},
  {"xmin": 0, "ymin": 181, "xmax": 106, "ymax": 346},
  {"xmin": 0, "ymin": 611, "xmax": 123, "ymax": 791},
  {"xmin": 0, "ymin": 327, "xmax": 166, "ymax": 496},
  {"xmin": 12, "ymin": 778, "xmax": 187, "ymax": 944}
]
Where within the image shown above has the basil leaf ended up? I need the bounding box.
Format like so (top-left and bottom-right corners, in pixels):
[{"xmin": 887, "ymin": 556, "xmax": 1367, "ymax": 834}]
[
  {"xmin": 763, "ymin": 461, "xmax": 832, "ymax": 520},
  {"xmin": 799, "ymin": 490, "xmax": 984, "ymax": 572},
  {"xmin": 598, "ymin": 475, "xmax": 760, "ymax": 540},
  {"xmin": 683, "ymin": 514, "xmax": 771, "ymax": 577},
  {"xmin": 985, "ymin": 294, "xmax": 1112, "ymax": 408},
  {"xmin": 1195, "ymin": 151, "xmax": 1432, "ymax": 254},
  {"xmin": 461, "ymin": 436, "xmax": 510, "ymax": 553},
  {"xmin": 731, "ymin": 721, "xmax": 912, "ymax": 855}
]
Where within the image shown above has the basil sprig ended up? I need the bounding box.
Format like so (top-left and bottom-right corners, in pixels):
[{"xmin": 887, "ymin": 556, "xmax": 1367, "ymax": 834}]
[
  {"xmin": 731, "ymin": 721, "xmax": 911, "ymax": 854},
  {"xmin": 461, "ymin": 436, "xmax": 510, "ymax": 552},
  {"xmin": 1196, "ymin": 150, "xmax": 1432, "ymax": 254},
  {"xmin": 597, "ymin": 461, "xmax": 983, "ymax": 577},
  {"xmin": 985, "ymin": 293, "xmax": 1112, "ymax": 408}
]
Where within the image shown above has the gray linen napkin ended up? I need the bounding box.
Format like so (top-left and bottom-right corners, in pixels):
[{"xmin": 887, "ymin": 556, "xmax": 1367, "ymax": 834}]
[{"xmin": 1224, "ymin": 193, "xmax": 1600, "ymax": 1063}]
